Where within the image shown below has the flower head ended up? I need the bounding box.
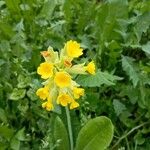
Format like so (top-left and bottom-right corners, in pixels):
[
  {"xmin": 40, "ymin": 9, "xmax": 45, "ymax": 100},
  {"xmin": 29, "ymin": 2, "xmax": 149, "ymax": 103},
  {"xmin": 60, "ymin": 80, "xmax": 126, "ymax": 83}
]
[
  {"xmin": 36, "ymin": 40, "xmax": 96, "ymax": 111},
  {"xmin": 86, "ymin": 61, "xmax": 96, "ymax": 75},
  {"xmin": 37, "ymin": 62, "xmax": 54, "ymax": 79},
  {"xmin": 65, "ymin": 40, "xmax": 83, "ymax": 58},
  {"xmin": 54, "ymin": 71, "xmax": 71, "ymax": 88},
  {"xmin": 36, "ymin": 87, "xmax": 49, "ymax": 100}
]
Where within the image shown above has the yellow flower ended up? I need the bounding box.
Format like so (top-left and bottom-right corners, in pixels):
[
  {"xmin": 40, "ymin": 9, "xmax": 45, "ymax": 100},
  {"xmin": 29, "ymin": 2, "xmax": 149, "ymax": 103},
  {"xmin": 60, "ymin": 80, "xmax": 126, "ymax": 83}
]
[
  {"xmin": 65, "ymin": 40, "xmax": 83, "ymax": 58},
  {"xmin": 42, "ymin": 96, "xmax": 53, "ymax": 111},
  {"xmin": 57, "ymin": 93, "xmax": 73, "ymax": 106},
  {"xmin": 70, "ymin": 101, "xmax": 79, "ymax": 109},
  {"xmin": 73, "ymin": 87, "xmax": 84, "ymax": 99},
  {"xmin": 42, "ymin": 101, "xmax": 53, "ymax": 111},
  {"xmin": 86, "ymin": 61, "xmax": 95, "ymax": 75},
  {"xmin": 36, "ymin": 87, "xmax": 49, "ymax": 100},
  {"xmin": 54, "ymin": 71, "xmax": 71, "ymax": 88},
  {"xmin": 37, "ymin": 62, "xmax": 54, "ymax": 79}
]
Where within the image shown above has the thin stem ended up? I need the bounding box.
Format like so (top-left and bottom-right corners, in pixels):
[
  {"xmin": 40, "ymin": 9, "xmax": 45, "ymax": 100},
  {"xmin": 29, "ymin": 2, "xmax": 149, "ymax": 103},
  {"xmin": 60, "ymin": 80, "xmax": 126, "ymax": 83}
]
[
  {"xmin": 65, "ymin": 106, "xmax": 74, "ymax": 150},
  {"xmin": 111, "ymin": 122, "xmax": 149, "ymax": 149}
]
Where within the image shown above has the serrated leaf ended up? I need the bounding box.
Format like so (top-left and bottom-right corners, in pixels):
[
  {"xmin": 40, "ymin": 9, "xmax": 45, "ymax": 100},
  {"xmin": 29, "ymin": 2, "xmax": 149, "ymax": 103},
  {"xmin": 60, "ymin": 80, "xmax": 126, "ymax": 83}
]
[
  {"xmin": 75, "ymin": 116, "xmax": 114, "ymax": 150},
  {"xmin": 134, "ymin": 12, "xmax": 150, "ymax": 42},
  {"xmin": 77, "ymin": 70, "xmax": 122, "ymax": 87},
  {"xmin": 9, "ymin": 88, "xmax": 26, "ymax": 101},
  {"xmin": 54, "ymin": 116, "xmax": 69, "ymax": 150},
  {"xmin": 122, "ymin": 55, "xmax": 139, "ymax": 87},
  {"xmin": 113, "ymin": 99, "xmax": 126, "ymax": 116}
]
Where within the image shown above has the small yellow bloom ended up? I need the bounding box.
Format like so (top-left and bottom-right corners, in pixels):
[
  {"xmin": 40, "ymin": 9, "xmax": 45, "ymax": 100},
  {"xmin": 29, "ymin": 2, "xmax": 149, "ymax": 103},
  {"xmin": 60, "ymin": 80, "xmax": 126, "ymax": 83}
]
[
  {"xmin": 54, "ymin": 71, "xmax": 71, "ymax": 88},
  {"xmin": 57, "ymin": 93, "xmax": 73, "ymax": 106},
  {"xmin": 70, "ymin": 101, "xmax": 79, "ymax": 109},
  {"xmin": 86, "ymin": 61, "xmax": 95, "ymax": 75},
  {"xmin": 36, "ymin": 87, "xmax": 49, "ymax": 100},
  {"xmin": 65, "ymin": 40, "xmax": 83, "ymax": 58},
  {"xmin": 42, "ymin": 101, "xmax": 53, "ymax": 111},
  {"xmin": 73, "ymin": 87, "xmax": 84, "ymax": 99},
  {"xmin": 37, "ymin": 62, "xmax": 54, "ymax": 79}
]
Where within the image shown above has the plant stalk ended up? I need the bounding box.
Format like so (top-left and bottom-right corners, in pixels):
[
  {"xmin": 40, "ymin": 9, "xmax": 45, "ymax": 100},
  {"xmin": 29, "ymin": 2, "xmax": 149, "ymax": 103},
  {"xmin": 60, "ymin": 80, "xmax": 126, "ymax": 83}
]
[{"xmin": 65, "ymin": 106, "xmax": 74, "ymax": 150}]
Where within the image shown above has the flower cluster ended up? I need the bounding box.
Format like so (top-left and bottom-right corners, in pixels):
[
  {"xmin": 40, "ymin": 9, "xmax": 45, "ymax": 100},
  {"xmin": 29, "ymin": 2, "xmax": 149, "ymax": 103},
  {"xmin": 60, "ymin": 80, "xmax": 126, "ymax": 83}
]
[{"xmin": 36, "ymin": 40, "xmax": 95, "ymax": 111}]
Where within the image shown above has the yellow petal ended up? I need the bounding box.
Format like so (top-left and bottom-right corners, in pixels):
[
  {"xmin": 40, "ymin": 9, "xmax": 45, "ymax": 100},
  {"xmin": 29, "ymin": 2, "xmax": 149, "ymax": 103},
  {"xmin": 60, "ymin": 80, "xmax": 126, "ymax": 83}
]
[
  {"xmin": 42, "ymin": 101, "xmax": 53, "ymax": 111},
  {"xmin": 57, "ymin": 93, "xmax": 73, "ymax": 106},
  {"xmin": 70, "ymin": 101, "xmax": 79, "ymax": 110},
  {"xmin": 86, "ymin": 61, "xmax": 96, "ymax": 75},
  {"xmin": 65, "ymin": 40, "xmax": 83, "ymax": 58},
  {"xmin": 37, "ymin": 62, "xmax": 54, "ymax": 79},
  {"xmin": 73, "ymin": 87, "xmax": 84, "ymax": 99},
  {"xmin": 54, "ymin": 71, "xmax": 71, "ymax": 88},
  {"xmin": 36, "ymin": 87, "xmax": 49, "ymax": 100}
]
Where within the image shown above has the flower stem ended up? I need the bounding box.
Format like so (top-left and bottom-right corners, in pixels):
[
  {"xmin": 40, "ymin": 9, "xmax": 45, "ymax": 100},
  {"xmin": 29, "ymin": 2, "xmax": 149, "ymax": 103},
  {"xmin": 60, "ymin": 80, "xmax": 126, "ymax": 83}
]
[{"xmin": 65, "ymin": 106, "xmax": 74, "ymax": 150}]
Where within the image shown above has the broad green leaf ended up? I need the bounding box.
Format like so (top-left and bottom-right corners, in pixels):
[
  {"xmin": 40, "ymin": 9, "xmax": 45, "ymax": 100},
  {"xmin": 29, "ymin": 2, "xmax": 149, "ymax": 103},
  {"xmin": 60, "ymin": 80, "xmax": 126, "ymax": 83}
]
[
  {"xmin": 96, "ymin": 0, "xmax": 128, "ymax": 47},
  {"xmin": 75, "ymin": 116, "xmax": 114, "ymax": 150},
  {"xmin": 10, "ymin": 137, "xmax": 20, "ymax": 150},
  {"xmin": 9, "ymin": 88, "xmax": 26, "ymax": 101},
  {"xmin": 122, "ymin": 55, "xmax": 139, "ymax": 87},
  {"xmin": 77, "ymin": 70, "xmax": 122, "ymax": 87},
  {"xmin": 0, "ymin": 126, "xmax": 14, "ymax": 140},
  {"xmin": 38, "ymin": 0, "xmax": 56, "ymax": 19},
  {"xmin": 15, "ymin": 128, "xmax": 26, "ymax": 141},
  {"xmin": 141, "ymin": 41, "xmax": 150, "ymax": 54},
  {"xmin": 113, "ymin": 99, "xmax": 126, "ymax": 116},
  {"xmin": 0, "ymin": 108, "xmax": 7, "ymax": 123},
  {"xmin": 53, "ymin": 116, "xmax": 70, "ymax": 150},
  {"xmin": 134, "ymin": 12, "xmax": 150, "ymax": 42}
]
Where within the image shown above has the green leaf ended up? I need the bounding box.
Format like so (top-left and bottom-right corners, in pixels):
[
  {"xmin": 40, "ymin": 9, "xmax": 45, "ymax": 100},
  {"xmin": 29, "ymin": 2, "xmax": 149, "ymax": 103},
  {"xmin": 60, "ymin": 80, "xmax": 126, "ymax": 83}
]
[
  {"xmin": 53, "ymin": 116, "xmax": 70, "ymax": 150},
  {"xmin": 0, "ymin": 108, "xmax": 7, "ymax": 123},
  {"xmin": 113, "ymin": 99, "xmax": 126, "ymax": 116},
  {"xmin": 9, "ymin": 88, "xmax": 26, "ymax": 101},
  {"xmin": 10, "ymin": 137, "xmax": 20, "ymax": 150},
  {"xmin": 122, "ymin": 55, "xmax": 139, "ymax": 87},
  {"xmin": 17, "ymin": 75, "xmax": 31, "ymax": 88},
  {"xmin": 141, "ymin": 41, "xmax": 150, "ymax": 54},
  {"xmin": 0, "ymin": 126, "xmax": 14, "ymax": 140},
  {"xmin": 75, "ymin": 116, "xmax": 114, "ymax": 150},
  {"xmin": 77, "ymin": 70, "xmax": 122, "ymax": 87},
  {"xmin": 15, "ymin": 128, "xmax": 26, "ymax": 141},
  {"xmin": 38, "ymin": 0, "xmax": 56, "ymax": 20},
  {"xmin": 134, "ymin": 12, "xmax": 150, "ymax": 42}
]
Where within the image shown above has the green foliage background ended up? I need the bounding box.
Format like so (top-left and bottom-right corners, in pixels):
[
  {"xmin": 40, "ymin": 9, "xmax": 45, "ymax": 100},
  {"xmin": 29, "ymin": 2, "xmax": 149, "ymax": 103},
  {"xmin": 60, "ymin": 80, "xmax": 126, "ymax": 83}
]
[{"xmin": 0, "ymin": 0, "xmax": 150, "ymax": 149}]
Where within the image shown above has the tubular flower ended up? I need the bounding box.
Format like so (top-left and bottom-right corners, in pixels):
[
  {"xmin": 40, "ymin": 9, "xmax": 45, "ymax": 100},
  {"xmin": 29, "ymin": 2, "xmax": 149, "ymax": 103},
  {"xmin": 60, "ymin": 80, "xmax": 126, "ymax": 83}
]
[
  {"xmin": 57, "ymin": 93, "xmax": 73, "ymax": 106},
  {"xmin": 37, "ymin": 62, "xmax": 54, "ymax": 79},
  {"xmin": 42, "ymin": 101, "xmax": 53, "ymax": 111},
  {"xmin": 70, "ymin": 101, "xmax": 79, "ymax": 110},
  {"xmin": 36, "ymin": 40, "xmax": 96, "ymax": 111},
  {"xmin": 73, "ymin": 87, "xmax": 84, "ymax": 99},
  {"xmin": 36, "ymin": 87, "xmax": 49, "ymax": 100},
  {"xmin": 54, "ymin": 71, "xmax": 71, "ymax": 88},
  {"xmin": 65, "ymin": 40, "xmax": 83, "ymax": 58},
  {"xmin": 86, "ymin": 61, "xmax": 96, "ymax": 75}
]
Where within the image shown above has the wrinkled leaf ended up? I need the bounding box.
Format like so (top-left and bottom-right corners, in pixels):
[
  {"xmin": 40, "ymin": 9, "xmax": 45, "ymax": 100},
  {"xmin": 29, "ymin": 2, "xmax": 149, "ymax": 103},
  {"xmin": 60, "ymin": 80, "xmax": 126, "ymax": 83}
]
[{"xmin": 75, "ymin": 116, "xmax": 114, "ymax": 150}]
